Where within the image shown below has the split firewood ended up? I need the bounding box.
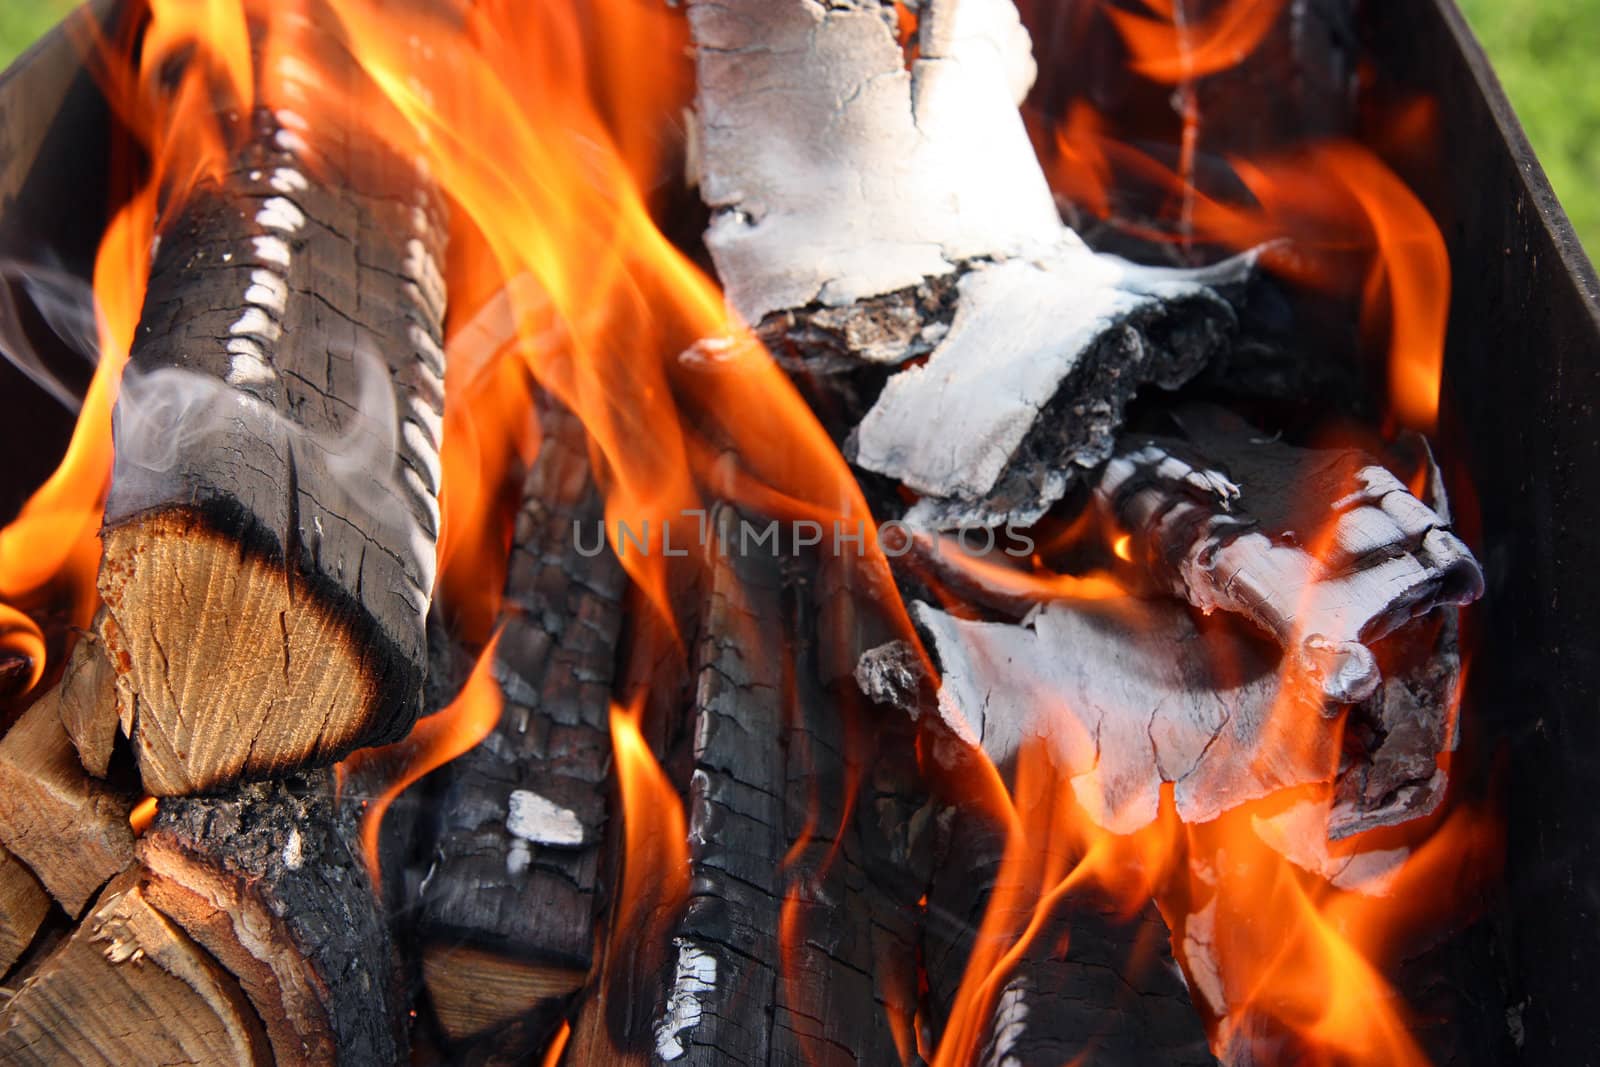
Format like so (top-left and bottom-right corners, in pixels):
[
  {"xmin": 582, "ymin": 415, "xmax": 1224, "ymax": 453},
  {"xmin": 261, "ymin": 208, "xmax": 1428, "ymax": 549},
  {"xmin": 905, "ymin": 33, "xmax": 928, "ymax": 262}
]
[
  {"xmin": 56, "ymin": 610, "xmax": 118, "ymax": 779},
  {"xmin": 0, "ymin": 846, "xmax": 49, "ymax": 977},
  {"xmin": 1096, "ymin": 406, "xmax": 1483, "ymax": 702},
  {"xmin": 0, "ymin": 870, "xmax": 270, "ymax": 1066},
  {"xmin": 96, "ymin": 18, "xmax": 449, "ymax": 794},
  {"xmin": 0, "ymin": 683, "xmax": 134, "ymax": 915},
  {"xmin": 923, "ymin": 806, "xmax": 1216, "ymax": 1066},
  {"xmin": 417, "ymin": 398, "xmax": 624, "ymax": 1050},
  {"xmin": 137, "ymin": 770, "xmax": 405, "ymax": 1064},
  {"xmin": 688, "ymin": 0, "xmax": 1251, "ymax": 529}
]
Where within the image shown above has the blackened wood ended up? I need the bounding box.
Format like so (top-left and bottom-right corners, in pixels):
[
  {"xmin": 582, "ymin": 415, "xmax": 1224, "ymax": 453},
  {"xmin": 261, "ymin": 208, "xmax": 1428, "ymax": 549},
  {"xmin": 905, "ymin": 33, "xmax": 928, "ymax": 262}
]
[
  {"xmin": 137, "ymin": 770, "xmax": 404, "ymax": 1065},
  {"xmin": 96, "ymin": 20, "xmax": 449, "ymax": 794},
  {"xmin": 1096, "ymin": 406, "xmax": 1482, "ymax": 702},
  {"xmin": 924, "ymin": 806, "xmax": 1215, "ymax": 1066},
  {"xmin": 419, "ymin": 398, "xmax": 624, "ymax": 1044}
]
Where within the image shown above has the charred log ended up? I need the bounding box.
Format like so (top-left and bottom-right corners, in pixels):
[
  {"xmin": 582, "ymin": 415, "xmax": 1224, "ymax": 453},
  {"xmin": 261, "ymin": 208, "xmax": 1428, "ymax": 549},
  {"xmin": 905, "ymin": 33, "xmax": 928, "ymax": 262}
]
[
  {"xmin": 923, "ymin": 804, "xmax": 1215, "ymax": 1066},
  {"xmin": 96, "ymin": 22, "xmax": 449, "ymax": 794},
  {"xmin": 136, "ymin": 770, "xmax": 404, "ymax": 1064},
  {"xmin": 417, "ymin": 398, "xmax": 624, "ymax": 1048}
]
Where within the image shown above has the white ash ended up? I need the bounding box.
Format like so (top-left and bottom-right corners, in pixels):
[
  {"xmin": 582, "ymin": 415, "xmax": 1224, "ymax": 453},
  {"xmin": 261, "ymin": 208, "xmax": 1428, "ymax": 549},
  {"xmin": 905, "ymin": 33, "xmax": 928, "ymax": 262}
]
[
  {"xmin": 655, "ymin": 938, "xmax": 718, "ymax": 1062},
  {"xmin": 252, "ymin": 235, "xmax": 291, "ymax": 267},
  {"xmin": 255, "ymin": 196, "xmax": 307, "ymax": 234},
  {"xmin": 269, "ymin": 167, "xmax": 309, "ymax": 195},
  {"xmin": 504, "ymin": 789, "xmax": 585, "ymax": 848}
]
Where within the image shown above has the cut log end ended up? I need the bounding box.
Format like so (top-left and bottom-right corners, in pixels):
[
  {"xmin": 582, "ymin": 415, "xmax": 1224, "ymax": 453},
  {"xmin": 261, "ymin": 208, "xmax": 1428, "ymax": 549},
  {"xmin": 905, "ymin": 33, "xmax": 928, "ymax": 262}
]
[
  {"xmin": 98, "ymin": 512, "xmax": 402, "ymax": 795},
  {"xmin": 423, "ymin": 944, "xmax": 585, "ymax": 1044},
  {"xmin": 0, "ymin": 872, "xmax": 271, "ymax": 1067}
]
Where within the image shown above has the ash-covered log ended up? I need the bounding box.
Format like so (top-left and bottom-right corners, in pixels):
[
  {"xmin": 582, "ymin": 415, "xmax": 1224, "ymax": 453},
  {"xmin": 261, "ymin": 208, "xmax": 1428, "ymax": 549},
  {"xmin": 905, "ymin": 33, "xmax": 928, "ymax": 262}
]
[
  {"xmin": 687, "ymin": 0, "xmax": 1252, "ymax": 530},
  {"xmin": 136, "ymin": 770, "xmax": 404, "ymax": 1064},
  {"xmin": 1096, "ymin": 406, "xmax": 1483, "ymax": 702},
  {"xmin": 0, "ymin": 871, "xmax": 270, "ymax": 1066},
  {"xmin": 417, "ymin": 397, "xmax": 624, "ymax": 1050},
  {"xmin": 96, "ymin": 21, "xmax": 449, "ymax": 794}
]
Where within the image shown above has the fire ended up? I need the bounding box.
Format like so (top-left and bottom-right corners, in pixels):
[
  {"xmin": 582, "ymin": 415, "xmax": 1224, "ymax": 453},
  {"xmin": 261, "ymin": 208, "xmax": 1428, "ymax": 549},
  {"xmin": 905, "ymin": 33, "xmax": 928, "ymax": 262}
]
[
  {"xmin": 345, "ymin": 631, "xmax": 505, "ymax": 887},
  {"xmin": 128, "ymin": 795, "xmax": 159, "ymax": 836},
  {"xmin": 1, "ymin": 2, "xmax": 1489, "ymax": 1063},
  {"xmin": 1047, "ymin": 120, "xmax": 1448, "ymax": 432}
]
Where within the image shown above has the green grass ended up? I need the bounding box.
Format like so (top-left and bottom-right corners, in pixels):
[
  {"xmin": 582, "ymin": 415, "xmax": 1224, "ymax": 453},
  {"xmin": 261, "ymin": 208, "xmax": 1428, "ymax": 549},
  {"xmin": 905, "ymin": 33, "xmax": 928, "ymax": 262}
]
[
  {"xmin": 0, "ymin": 1, "xmax": 1592, "ymax": 254},
  {"xmin": 1457, "ymin": 0, "xmax": 1600, "ymax": 256},
  {"xmin": 0, "ymin": 4, "xmax": 75, "ymax": 68}
]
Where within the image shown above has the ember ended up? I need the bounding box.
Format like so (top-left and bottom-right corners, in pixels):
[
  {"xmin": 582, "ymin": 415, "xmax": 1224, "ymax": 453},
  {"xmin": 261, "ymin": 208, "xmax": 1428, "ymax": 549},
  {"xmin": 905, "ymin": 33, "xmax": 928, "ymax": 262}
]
[{"xmin": 1, "ymin": 0, "xmax": 1579, "ymax": 1063}]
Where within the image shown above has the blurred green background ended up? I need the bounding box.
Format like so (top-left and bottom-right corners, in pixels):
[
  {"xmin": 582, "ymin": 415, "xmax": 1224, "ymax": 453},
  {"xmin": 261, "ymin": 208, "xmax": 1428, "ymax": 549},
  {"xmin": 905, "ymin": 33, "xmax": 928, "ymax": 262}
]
[{"xmin": 0, "ymin": 1, "xmax": 1593, "ymax": 253}]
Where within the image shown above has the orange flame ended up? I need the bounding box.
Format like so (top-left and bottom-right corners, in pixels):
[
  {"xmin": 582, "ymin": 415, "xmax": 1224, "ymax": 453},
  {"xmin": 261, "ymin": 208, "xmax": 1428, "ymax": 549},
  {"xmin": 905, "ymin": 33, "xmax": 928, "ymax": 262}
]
[
  {"xmin": 128, "ymin": 795, "xmax": 159, "ymax": 836},
  {"xmin": 347, "ymin": 631, "xmax": 505, "ymax": 887},
  {"xmin": 540, "ymin": 1020, "xmax": 572, "ymax": 1067},
  {"xmin": 608, "ymin": 694, "xmax": 689, "ymax": 953},
  {"xmin": 1048, "ymin": 117, "xmax": 1448, "ymax": 431},
  {"xmin": 1106, "ymin": 0, "xmax": 1288, "ymax": 83}
]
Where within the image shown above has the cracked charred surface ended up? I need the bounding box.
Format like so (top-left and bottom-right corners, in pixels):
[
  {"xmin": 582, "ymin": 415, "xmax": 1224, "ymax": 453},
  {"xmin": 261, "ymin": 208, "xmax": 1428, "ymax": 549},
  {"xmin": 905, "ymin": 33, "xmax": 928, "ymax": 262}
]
[
  {"xmin": 96, "ymin": 29, "xmax": 448, "ymax": 795},
  {"xmin": 924, "ymin": 804, "xmax": 1216, "ymax": 1067},
  {"xmin": 1096, "ymin": 406, "xmax": 1484, "ymax": 704},
  {"xmin": 137, "ymin": 770, "xmax": 403, "ymax": 1065},
  {"xmin": 417, "ymin": 397, "xmax": 624, "ymax": 1052},
  {"xmin": 570, "ymin": 506, "xmax": 924, "ymax": 1066}
]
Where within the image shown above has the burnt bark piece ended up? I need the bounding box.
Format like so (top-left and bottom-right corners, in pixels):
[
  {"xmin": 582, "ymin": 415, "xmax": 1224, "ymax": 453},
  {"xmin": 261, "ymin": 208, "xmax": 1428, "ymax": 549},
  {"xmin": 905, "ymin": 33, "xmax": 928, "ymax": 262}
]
[
  {"xmin": 137, "ymin": 770, "xmax": 404, "ymax": 1065},
  {"xmin": 1096, "ymin": 406, "xmax": 1483, "ymax": 702},
  {"xmin": 924, "ymin": 807, "xmax": 1215, "ymax": 1066},
  {"xmin": 689, "ymin": 0, "xmax": 1251, "ymax": 530},
  {"xmin": 419, "ymin": 398, "xmax": 624, "ymax": 1046},
  {"xmin": 0, "ymin": 684, "xmax": 134, "ymax": 915},
  {"xmin": 906, "ymin": 592, "xmax": 1465, "ymax": 843},
  {"xmin": 96, "ymin": 22, "xmax": 448, "ymax": 795},
  {"xmin": 0, "ymin": 871, "xmax": 271, "ymax": 1066}
]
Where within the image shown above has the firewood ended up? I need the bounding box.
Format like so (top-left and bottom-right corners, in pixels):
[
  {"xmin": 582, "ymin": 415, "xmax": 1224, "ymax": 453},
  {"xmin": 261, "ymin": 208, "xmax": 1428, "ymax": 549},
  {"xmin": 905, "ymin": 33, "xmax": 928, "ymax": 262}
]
[
  {"xmin": 96, "ymin": 24, "xmax": 449, "ymax": 794},
  {"xmin": 924, "ymin": 807, "xmax": 1215, "ymax": 1066},
  {"xmin": 688, "ymin": 0, "xmax": 1252, "ymax": 529},
  {"xmin": 0, "ymin": 685, "xmax": 134, "ymax": 915},
  {"xmin": 0, "ymin": 846, "xmax": 49, "ymax": 977},
  {"xmin": 56, "ymin": 611, "xmax": 118, "ymax": 779},
  {"xmin": 0, "ymin": 870, "xmax": 271, "ymax": 1066},
  {"xmin": 418, "ymin": 398, "xmax": 624, "ymax": 1046},
  {"xmin": 136, "ymin": 770, "xmax": 405, "ymax": 1064},
  {"xmin": 569, "ymin": 507, "xmax": 922, "ymax": 1065},
  {"xmin": 1096, "ymin": 406, "xmax": 1484, "ymax": 702}
]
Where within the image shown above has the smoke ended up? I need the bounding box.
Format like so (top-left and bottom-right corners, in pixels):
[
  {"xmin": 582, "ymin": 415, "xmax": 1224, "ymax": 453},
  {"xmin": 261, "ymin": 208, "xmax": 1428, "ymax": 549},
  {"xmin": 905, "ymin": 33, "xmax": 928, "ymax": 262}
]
[
  {"xmin": 110, "ymin": 340, "xmax": 432, "ymax": 585},
  {"xmin": 0, "ymin": 258, "xmax": 101, "ymax": 413}
]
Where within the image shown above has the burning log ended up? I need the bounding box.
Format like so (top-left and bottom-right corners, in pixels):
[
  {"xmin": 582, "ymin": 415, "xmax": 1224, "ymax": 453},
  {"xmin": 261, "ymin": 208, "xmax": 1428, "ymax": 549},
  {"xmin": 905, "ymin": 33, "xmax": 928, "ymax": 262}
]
[
  {"xmin": 687, "ymin": 0, "xmax": 1251, "ymax": 529},
  {"xmin": 417, "ymin": 398, "xmax": 624, "ymax": 1049},
  {"xmin": 923, "ymin": 806, "xmax": 1216, "ymax": 1066},
  {"xmin": 96, "ymin": 30, "xmax": 450, "ymax": 794},
  {"xmin": 1096, "ymin": 406, "xmax": 1483, "ymax": 702},
  {"xmin": 569, "ymin": 507, "xmax": 921, "ymax": 1065},
  {"xmin": 0, "ymin": 684, "xmax": 134, "ymax": 915},
  {"xmin": 0, "ymin": 871, "xmax": 271, "ymax": 1066},
  {"xmin": 136, "ymin": 770, "xmax": 404, "ymax": 1064}
]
